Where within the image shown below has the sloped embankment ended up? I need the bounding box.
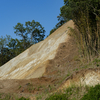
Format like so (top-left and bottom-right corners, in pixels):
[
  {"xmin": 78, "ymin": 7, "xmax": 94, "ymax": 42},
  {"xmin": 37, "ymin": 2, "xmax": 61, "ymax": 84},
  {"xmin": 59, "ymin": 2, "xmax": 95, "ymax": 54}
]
[
  {"xmin": 0, "ymin": 20, "xmax": 78, "ymax": 96},
  {"xmin": 0, "ymin": 20, "xmax": 74, "ymax": 79}
]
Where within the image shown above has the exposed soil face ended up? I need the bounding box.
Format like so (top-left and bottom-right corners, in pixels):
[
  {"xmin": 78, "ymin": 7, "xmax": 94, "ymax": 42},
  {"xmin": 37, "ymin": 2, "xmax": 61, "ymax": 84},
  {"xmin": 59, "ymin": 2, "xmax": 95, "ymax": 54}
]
[
  {"xmin": 0, "ymin": 77, "xmax": 56, "ymax": 99},
  {"xmin": 0, "ymin": 34, "xmax": 79, "ymax": 98},
  {"xmin": 0, "ymin": 77, "xmax": 53, "ymax": 93},
  {"xmin": 0, "ymin": 20, "xmax": 78, "ymax": 99},
  {"xmin": 0, "ymin": 20, "xmax": 74, "ymax": 80},
  {"xmin": 59, "ymin": 68, "xmax": 100, "ymax": 91},
  {"xmin": 43, "ymin": 35, "xmax": 79, "ymax": 84}
]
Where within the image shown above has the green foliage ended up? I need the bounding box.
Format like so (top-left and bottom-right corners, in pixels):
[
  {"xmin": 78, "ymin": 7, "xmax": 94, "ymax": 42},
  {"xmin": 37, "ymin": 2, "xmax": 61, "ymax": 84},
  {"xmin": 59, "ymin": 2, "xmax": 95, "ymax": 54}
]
[
  {"xmin": 25, "ymin": 20, "xmax": 45, "ymax": 44},
  {"xmin": 18, "ymin": 85, "xmax": 22, "ymax": 89},
  {"xmin": 45, "ymin": 93, "xmax": 67, "ymax": 100},
  {"xmin": 14, "ymin": 23, "xmax": 26, "ymax": 40},
  {"xmin": 45, "ymin": 85, "xmax": 100, "ymax": 100},
  {"xmin": 60, "ymin": 0, "xmax": 100, "ymax": 60},
  {"xmin": 0, "ymin": 35, "xmax": 12, "ymax": 66},
  {"xmin": 0, "ymin": 93, "xmax": 30, "ymax": 100},
  {"xmin": 60, "ymin": 0, "xmax": 100, "ymax": 20},
  {"xmin": 14, "ymin": 20, "xmax": 45, "ymax": 45},
  {"xmin": 81, "ymin": 84, "xmax": 100, "ymax": 100},
  {"xmin": 93, "ymin": 58, "xmax": 100, "ymax": 63},
  {"xmin": 96, "ymin": 64, "xmax": 99, "ymax": 67},
  {"xmin": 45, "ymin": 86, "xmax": 78, "ymax": 100},
  {"xmin": 92, "ymin": 58, "xmax": 100, "ymax": 67},
  {"xmin": 49, "ymin": 17, "xmax": 66, "ymax": 36},
  {"xmin": 0, "ymin": 35, "xmax": 30, "ymax": 66},
  {"xmin": 49, "ymin": 28, "xmax": 57, "ymax": 35}
]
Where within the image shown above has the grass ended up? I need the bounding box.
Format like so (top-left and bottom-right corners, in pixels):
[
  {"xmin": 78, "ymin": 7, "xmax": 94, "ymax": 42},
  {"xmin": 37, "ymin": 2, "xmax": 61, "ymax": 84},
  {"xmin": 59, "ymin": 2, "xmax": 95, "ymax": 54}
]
[
  {"xmin": 35, "ymin": 84, "xmax": 89, "ymax": 100},
  {"xmin": 25, "ymin": 82, "xmax": 35, "ymax": 93},
  {"xmin": 93, "ymin": 58, "xmax": 100, "ymax": 63},
  {"xmin": 44, "ymin": 84, "xmax": 100, "ymax": 100},
  {"xmin": 36, "ymin": 83, "xmax": 100, "ymax": 100},
  {"xmin": 0, "ymin": 93, "xmax": 30, "ymax": 100},
  {"xmin": 81, "ymin": 84, "xmax": 100, "ymax": 100},
  {"xmin": 36, "ymin": 95, "xmax": 42, "ymax": 100},
  {"xmin": 18, "ymin": 85, "xmax": 22, "ymax": 89},
  {"xmin": 44, "ymin": 85, "xmax": 92, "ymax": 100}
]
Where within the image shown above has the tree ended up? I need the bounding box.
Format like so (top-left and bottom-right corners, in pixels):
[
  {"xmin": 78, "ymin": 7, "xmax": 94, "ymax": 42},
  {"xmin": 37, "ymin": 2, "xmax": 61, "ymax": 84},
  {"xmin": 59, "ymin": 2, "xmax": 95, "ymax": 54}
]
[
  {"xmin": 14, "ymin": 23, "xmax": 28, "ymax": 49},
  {"xmin": 25, "ymin": 20, "xmax": 45, "ymax": 44},
  {"xmin": 0, "ymin": 35, "xmax": 12, "ymax": 66},
  {"xmin": 60, "ymin": 0, "xmax": 100, "ymax": 24},
  {"xmin": 49, "ymin": 28, "xmax": 57, "ymax": 35},
  {"xmin": 49, "ymin": 16, "xmax": 66, "ymax": 36},
  {"xmin": 0, "ymin": 35, "xmax": 11, "ymax": 53},
  {"xmin": 14, "ymin": 20, "xmax": 45, "ymax": 45},
  {"xmin": 14, "ymin": 23, "xmax": 27, "ymax": 40},
  {"xmin": 56, "ymin": 16, "xmax": 66, "ymax": 28},
  {"xmin": 59, "ymin": 0, "xmax": 100, "ymax": 59}
]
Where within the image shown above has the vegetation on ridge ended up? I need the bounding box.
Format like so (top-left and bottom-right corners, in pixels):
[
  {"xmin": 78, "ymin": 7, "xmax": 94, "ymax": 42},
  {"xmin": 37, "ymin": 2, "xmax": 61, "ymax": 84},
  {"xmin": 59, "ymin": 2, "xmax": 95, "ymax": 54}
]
[
  {"xmin": 49, "ymin": 0, "xmax": 100, "ymax": 61},
  {"xmin": 60, "ymin": 0, "xmax": 100, "ymax": 61}
]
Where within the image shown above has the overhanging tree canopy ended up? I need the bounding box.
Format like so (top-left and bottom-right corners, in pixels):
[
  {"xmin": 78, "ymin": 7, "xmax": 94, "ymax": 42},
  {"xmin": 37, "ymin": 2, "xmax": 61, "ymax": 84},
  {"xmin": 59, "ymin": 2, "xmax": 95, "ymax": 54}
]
[{"xmin": 60, "ymin": 0, "xmax": 100, "ymax": 59}]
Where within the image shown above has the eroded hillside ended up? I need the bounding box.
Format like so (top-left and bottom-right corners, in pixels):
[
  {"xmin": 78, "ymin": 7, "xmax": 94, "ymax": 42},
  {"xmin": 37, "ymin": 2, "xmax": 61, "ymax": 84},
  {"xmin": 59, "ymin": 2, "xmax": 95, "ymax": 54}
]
[
  {"xmin": 0, "ymin": 20, "xmax": 74, "ymax": 79},
  {"xmin": 0, "ymin": 20, "xmax": 100, "ymax": 100}
]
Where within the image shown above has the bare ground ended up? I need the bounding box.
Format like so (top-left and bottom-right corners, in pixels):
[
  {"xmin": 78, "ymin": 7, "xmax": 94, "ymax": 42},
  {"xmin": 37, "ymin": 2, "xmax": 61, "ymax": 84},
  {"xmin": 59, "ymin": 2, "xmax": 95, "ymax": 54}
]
[{"xmin": 0, "ymin": 34, "xmax": 81, "ymax": 99}]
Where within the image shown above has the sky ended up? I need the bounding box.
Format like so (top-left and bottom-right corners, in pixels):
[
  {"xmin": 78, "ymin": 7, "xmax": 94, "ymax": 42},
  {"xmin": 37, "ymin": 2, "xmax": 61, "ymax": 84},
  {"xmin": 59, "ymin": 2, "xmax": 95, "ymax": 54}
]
[{"xmin": 0, "ymin": 0, "xmax": 64, "ymax": 39}]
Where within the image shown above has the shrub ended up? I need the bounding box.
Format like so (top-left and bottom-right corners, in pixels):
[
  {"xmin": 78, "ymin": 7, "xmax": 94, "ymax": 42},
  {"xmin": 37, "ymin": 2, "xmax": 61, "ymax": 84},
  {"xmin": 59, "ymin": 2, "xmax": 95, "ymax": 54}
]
[{"xmin": 81, "ymin": 84, "xmax": 100, "ymax": 100}]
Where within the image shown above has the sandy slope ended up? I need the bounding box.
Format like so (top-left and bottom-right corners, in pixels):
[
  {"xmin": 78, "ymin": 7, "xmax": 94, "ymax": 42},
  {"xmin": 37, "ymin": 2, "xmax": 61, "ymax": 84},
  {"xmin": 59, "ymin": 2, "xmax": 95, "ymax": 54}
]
[{"xmin": 0, "ymin": 20, "xmax": 74, "ymax": 79}]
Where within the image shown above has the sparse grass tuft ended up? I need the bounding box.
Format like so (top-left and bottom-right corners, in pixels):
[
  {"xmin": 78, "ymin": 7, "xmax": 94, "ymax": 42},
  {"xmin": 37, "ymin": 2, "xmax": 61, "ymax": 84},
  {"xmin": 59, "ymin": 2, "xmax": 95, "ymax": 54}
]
[
  {"xmin": 93, "ymin": 58, "xmax": 100, "ymax": 63},
  {"xmin": 45, "ymin": 93, "xmax": 67, "ymax": 100},
  {"xmin": 18, "ymin": 85, "xmax": 22, "ymax": 89},
  {"xmin": 0, "ymin": 93, "xmax": 30, "ymax": 100}
]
